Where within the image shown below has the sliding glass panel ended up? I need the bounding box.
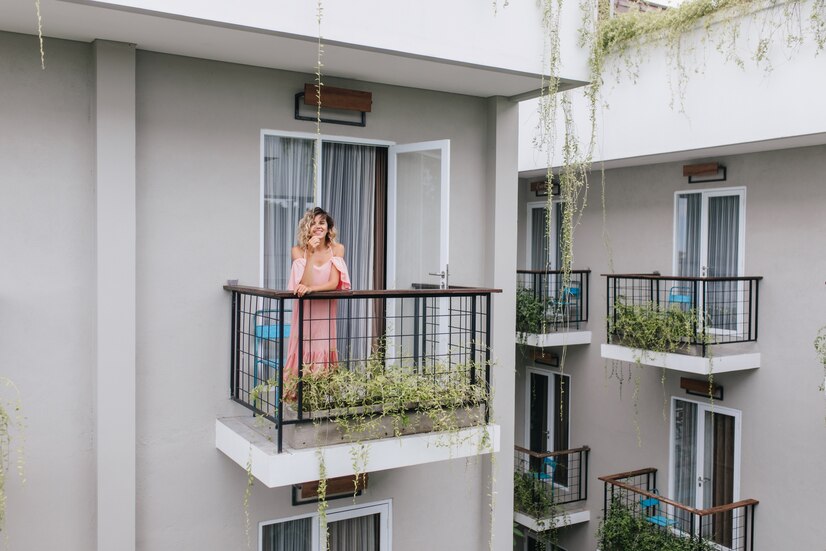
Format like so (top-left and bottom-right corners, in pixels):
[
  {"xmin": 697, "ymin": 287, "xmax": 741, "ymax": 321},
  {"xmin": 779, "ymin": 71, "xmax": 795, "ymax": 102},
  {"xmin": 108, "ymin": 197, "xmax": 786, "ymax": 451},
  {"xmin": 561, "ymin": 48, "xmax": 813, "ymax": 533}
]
[
  {"xmin": 672, "ymin": 400, "xmax": 698, "ymax": 510},
  {"xmin": 263, "ymin": 136, "xmax": 315, "ymax": 290},
  {"xmin": 675, "ymin": 193, "xmax": 701, "ymax": 278},
  {"xmin": 706, "ymin": 194, "xmax": 740, "ymax": 331},
  {"xmin": 262, "ymin": 517, "xmax": 312, "ymax": 551},
  {"xmin": 328, "ymin": 513, "xmax": 381, "ymax": 551},
  {"xmin": 530, "ymin": 206, "xmax": 548, "ymax": 270},
  {"xmin": 553, "ymin": 374, "xmax": 570, "ymax": 486},
  {"xmin": 703, "ymin": 410, "xmax": 735, "ymax": 547}
]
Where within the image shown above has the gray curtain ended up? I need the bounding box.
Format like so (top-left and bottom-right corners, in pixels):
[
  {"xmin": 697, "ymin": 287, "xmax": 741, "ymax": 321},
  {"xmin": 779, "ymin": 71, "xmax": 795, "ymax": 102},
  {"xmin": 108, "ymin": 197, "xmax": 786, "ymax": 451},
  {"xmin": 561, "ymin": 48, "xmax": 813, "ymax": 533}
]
[
  {"xmin": 262, "ymin": 517, "xmax": 312, "ymax": 551},
  {"xmin": 676, "ymin": 193, "xmax": 701, "ymax": 278},
  {"xmin": 263, "ymin": 136, "xmax": 315, "ymax": 290},
  {"xmin": 321, "ymin": 142, "xmax": 377, "ymax": 364},
  {"xmin": 531, "ymin": 206, "xmax": 549, "ymax": 270},
  {"xmin": 328, "ymin": 513, "xmax": 380, "ymax": 551},
  {"xmin": 707, "ymin": 195, "xmax": 740, "ymax": 331},
  {"xmin": 673, "ymin": 399, "xmax": 697, "ymax": 523}
]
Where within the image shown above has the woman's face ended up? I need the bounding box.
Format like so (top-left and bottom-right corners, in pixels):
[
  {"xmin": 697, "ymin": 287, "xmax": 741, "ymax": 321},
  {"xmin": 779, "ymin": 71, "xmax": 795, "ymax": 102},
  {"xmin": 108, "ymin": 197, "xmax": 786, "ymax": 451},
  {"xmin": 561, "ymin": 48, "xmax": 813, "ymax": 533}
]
[{"xmin": 310, "ymin": 214, "xmax": 329, "ymax": 239}]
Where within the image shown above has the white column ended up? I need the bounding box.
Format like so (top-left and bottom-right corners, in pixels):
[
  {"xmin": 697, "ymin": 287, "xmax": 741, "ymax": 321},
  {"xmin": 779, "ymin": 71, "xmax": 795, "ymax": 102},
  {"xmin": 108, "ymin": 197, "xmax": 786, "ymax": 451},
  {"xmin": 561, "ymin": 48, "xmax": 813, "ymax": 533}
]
[
  {"xmin": 93, "ymin": 39, "xmax": 136, "ymax": 551},
  {"xmin": 485, "ymin": 95, "xmax": 518, "ymax": 551}
]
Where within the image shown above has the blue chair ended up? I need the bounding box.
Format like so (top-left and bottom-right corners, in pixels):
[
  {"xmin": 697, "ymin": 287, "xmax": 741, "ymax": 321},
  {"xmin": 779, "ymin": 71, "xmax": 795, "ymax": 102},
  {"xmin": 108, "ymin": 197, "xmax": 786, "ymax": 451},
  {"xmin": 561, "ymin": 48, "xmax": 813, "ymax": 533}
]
[
  {"xmin": 531, "ymin": 456, "xmax": 557, "ymax": 480},
  {"xmin": 640, "ymin": 491, "xmax": 677, "ymax": 527},
  {"xmin": 668, "ymin": 286, "xmax": 693, "ymax": 308},
  {"xmin": 253, "ymin": 310, "xmax": 290, "ymax": 404}
]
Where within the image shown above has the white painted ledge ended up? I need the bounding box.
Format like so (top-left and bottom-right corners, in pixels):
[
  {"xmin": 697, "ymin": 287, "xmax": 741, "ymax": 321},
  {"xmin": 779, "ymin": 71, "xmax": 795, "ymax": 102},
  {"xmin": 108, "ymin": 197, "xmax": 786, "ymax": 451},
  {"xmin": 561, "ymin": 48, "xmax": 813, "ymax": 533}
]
[
  {"xmin": 216, "ymin": 416, "xmax": 500, "ymax": 488},
  {"xmin": 523, "ymin": 331, "xmax": 592, "ymax": 347},
  {"xmin": 600, "ymin": 344, "xmax": 761, "ymax": 375},
  {"xmin": 514, "ymin": 509, "xmax": 591, "ymax": 532}
]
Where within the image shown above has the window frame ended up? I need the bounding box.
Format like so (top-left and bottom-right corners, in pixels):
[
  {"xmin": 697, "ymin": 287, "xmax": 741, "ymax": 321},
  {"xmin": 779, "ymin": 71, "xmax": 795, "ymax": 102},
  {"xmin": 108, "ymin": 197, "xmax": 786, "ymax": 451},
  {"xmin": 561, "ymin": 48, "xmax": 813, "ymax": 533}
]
[{"xmin": 259, "ymin": 499, "xmax": 392, "ymax": 551}]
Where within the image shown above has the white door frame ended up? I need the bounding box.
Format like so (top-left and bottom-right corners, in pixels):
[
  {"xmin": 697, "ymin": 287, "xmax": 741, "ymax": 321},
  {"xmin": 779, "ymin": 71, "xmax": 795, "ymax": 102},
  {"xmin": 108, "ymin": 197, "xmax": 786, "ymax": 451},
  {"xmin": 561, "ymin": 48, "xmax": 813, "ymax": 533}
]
[
  {"xmin": 668, "ymin": 397, "xmax": 742, "ymax": 510},
  {"xmin": 386, "ymin": 139, "xmax": 450, "ymax": 290},
  {"xmin": 523, "ymin": 367, "xmax": 570, "ymax": 451}
]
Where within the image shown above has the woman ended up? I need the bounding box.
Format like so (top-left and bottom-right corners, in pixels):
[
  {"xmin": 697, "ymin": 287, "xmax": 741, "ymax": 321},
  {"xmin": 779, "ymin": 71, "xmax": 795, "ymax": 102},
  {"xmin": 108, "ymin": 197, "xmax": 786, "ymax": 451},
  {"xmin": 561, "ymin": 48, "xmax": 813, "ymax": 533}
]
[{"xmin": 284, "ymin": 207, "xmax": 350, "ymax": 398}]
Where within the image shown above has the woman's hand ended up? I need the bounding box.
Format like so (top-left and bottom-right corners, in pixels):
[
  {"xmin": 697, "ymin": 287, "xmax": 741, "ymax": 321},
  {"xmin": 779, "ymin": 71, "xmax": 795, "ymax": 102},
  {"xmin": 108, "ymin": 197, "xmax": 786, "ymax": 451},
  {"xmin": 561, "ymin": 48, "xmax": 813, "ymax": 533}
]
[
  {"xmin": 294, "ymin": 283, "xmax": 313, "ymax": 297},
  {"xmin": 308, "ymin": 235, "xmax": 322, "ymax": 249}
]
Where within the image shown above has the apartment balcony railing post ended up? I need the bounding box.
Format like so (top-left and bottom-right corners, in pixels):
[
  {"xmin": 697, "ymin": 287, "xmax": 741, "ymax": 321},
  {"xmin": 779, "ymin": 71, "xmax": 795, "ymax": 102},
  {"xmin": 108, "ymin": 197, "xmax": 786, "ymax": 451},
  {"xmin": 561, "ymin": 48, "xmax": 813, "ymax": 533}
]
[
  {"xmin": 753, "ymin": 278, "xmax": 759, "ymax": 342},
  {"xmin": 701, "ymin": 279, "xmax": 708, "ymax": 357},
  {"xmin": 654, "ymin": 277, "xmax": 660, "ymax": 308},
  {"xmin": 749, "ymin": 503, "xmax": 755, "ymax": 551},
  {"xmin": 485, "ymin": 292, "xmax": 492, "ymax": 424},
  {"xmin": 230, "ymin": 290, "xmax": 239, "ymax": 400},
  {"xmin": 296, "ymin": 297, "xmax": 304, "ymax": 421},
  {"xmin": 584, "ymin": 271, "xmax": 590, "ymax": 323},
  {"xmin": 470, "ymin": 295, "xmax": 477, "ymax": 386},
  {"xmin": 413, "ymin": 296, "xmax": 420, "ymax": 369},
  {"xmin": 582, "ymin": 447, "xmax": 589, "ymax": 501},
  {"xmin": 276, "ymin": 296, "xmax": 285, "ymax": 453}
]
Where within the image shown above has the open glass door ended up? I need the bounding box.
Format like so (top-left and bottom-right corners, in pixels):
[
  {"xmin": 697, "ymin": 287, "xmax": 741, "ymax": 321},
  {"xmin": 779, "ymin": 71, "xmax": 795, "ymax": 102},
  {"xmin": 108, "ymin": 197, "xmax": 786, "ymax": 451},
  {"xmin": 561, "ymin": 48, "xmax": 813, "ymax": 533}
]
[
  {"xmin": 387, "ymin": 140, "xmax": 450, "ymax": 290},
  {"xmin": 674, "ymin": 189, "xmax": 746, "ymax": 338},
  {"xmin": 671, "ymin": 398, "xmax": 741, "ymax": 547},
  {"xmin": 386, "ymin": 141, "xmax": 450, "ymax": 365}
]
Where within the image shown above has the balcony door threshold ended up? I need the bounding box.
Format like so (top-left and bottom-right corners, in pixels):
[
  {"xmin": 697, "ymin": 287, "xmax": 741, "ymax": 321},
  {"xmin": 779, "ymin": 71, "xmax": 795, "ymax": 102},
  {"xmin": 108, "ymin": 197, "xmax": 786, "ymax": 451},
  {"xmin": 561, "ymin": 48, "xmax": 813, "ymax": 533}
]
[
  {"xmin": 523, "ymin": 331, "xmax": 592, "ymax": 348},
  {"xmin": 513, "ymin": 509, "xmax": 590, "ymax": 533},
  {"xmin": 600, "ymin": 344, "xmax": 760, "ymax": 375},
  {"xmin": 215, "ymin": 416, "xmax": 500, "ymax": 488}
]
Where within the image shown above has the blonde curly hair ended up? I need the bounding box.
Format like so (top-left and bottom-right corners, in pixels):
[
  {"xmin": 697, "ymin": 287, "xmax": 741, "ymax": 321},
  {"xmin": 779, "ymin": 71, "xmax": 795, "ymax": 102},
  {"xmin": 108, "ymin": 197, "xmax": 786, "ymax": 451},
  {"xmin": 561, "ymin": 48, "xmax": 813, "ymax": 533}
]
[{"xmin": 296, "ymin": 207, "xmax": 337, "ymax": 249}]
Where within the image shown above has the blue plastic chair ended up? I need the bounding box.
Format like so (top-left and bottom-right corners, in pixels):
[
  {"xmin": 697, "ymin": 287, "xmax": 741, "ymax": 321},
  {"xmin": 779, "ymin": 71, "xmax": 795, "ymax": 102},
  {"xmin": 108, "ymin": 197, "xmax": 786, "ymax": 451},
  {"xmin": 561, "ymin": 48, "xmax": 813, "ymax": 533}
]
[
  {"xmin": 640, "ymin": 491, "xmax": 677, "ymax": 527},
  {"xmin": 253, "ymin": 310, "xmax": 290, "ymax": 401},
  {"xmin": 668, "ymin": 286, "xmax": 693, "ymax": 306}
]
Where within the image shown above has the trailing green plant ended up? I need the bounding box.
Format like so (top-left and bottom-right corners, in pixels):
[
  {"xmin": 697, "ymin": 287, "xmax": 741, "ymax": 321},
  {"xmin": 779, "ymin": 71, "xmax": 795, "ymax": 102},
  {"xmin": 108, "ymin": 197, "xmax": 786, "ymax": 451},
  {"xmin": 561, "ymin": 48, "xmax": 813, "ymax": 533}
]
[
  {"xmin": 598, "ymin": 499, "xmax": 715, "ymax": 551},
  {"xmin": 609, "ymin": 301, "xmax": 699, "ymax": 354},
  {"xmin": 0, "ymin": 377, "xmax": 25, "ymax": 534},
  {"xmin": 516, "ymin": 288, "xmax": 547, "ymax": 339}
]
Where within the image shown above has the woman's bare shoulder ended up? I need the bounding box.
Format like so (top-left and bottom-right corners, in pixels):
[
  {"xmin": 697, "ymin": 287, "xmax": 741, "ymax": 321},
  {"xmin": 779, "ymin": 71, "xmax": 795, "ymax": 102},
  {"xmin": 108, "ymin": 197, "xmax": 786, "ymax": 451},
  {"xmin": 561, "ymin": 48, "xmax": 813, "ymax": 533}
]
[
  {"xmin": 291, "ymin": 246, "xmax": 304, "ymax": 260},
  {"xmin": 332, "ymin": 243, "xmax": 345, "ymax": 257}
]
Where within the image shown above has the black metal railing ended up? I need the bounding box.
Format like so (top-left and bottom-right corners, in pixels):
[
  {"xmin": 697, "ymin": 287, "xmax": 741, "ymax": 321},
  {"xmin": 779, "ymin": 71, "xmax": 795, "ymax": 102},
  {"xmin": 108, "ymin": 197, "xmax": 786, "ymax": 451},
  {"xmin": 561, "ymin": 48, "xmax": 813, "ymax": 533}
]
[
  {"xmin": 600, "ymin": 468, "xmax": 757, "ymax": 551},
  {"xmin": 516, "ymin": 269, "xmax": 590, "ymax": 332},
  {"xmin": 513, "ymin": 445, "xmax": 590, "ymax": 518},
  {"xmin": 226, "ymin": 284, "xmax": 498, "ymax": 452},
  {"xmin": 605, "ymin": 274, "xmax": 762, "ymax": 356}
]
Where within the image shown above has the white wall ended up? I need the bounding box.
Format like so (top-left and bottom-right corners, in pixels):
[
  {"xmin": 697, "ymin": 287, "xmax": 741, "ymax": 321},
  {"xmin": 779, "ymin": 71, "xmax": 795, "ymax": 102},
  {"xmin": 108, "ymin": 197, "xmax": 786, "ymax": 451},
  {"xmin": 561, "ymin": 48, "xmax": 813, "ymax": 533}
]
[
  {"xmin": 519, "ymin": 0, "xmax": 826, "ymax": 172},
  {"xmin": 91, "ymin": 0, "xmax": 590, "ymax": 83}
]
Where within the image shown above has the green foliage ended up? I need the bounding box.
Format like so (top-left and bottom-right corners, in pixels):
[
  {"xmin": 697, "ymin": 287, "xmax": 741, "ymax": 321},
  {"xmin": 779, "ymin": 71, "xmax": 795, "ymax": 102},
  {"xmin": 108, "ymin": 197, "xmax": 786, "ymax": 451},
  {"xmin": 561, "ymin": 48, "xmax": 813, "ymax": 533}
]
[
  {"xmin": 516, "ymin": 288, "xmax": 547, "ymax": 336},
  {"xmin": 610, "ymin": 301, "xmax": 699, "ymax": 354},
  {"xmin": 816, "ymin": 326, "xmax": 826, "ymax": 392},
  {"xmin": 0, "ymin": 377, "xmax": 24, "ymax": 533},
  {"xmin": 513, "ymin": 471, "xmax": 559, "ymax": 520},
  {"xmin": 598, "ymin": 500, "xmax": 716, "ymax": 551}
]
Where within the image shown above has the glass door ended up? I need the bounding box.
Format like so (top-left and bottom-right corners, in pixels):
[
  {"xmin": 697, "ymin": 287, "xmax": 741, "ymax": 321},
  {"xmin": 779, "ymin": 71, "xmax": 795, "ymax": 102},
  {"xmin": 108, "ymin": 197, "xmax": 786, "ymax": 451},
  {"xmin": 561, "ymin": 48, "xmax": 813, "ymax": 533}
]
[
  {"xmin": 674, "ymin": 188, "xmax": 745, "ymax": 336},
  {"xmin": 670, "ymin": 398, "xmax": 741, "ymax": 547},
  {"xmin": 525, "ymin": 368, "xmax": 570, "ymax": 486}
]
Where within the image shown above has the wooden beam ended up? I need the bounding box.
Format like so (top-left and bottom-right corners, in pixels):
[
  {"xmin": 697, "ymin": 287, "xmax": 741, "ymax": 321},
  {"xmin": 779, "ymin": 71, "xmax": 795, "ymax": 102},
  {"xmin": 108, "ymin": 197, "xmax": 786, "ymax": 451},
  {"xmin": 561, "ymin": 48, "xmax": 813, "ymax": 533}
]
[
  {"xmin": 682, "ymin": 162, "xmax": 720, "ymax": 177},
  {"xmin": 304, "ymin": 83, "xmax": 373, "ymax": 112},
  {"xmin": 298, "ymin": 473, "xmax": 368, "ymax": 499}
]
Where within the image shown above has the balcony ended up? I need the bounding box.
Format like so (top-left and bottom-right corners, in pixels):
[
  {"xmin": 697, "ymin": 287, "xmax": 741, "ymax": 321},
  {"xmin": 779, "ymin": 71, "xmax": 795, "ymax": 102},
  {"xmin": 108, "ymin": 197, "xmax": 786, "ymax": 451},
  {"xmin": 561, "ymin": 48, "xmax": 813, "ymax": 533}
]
[
  {"xmin": 216, "ymin": 285, "xmax": 500, "ymax": 488},
  {"xmin": 600, "ymin": 468, "xmax": 758, "ymax": 551},
  {"xmin": 602, "ymin": 274, "xmax": 762, "ymax": 374},
  {"xmin": 513, "ymin": 445, "xmax": 591, "ymax": 532},
  {"xmin": 516, "ymin": 270, "xmax": 591, "ymax": 347}
]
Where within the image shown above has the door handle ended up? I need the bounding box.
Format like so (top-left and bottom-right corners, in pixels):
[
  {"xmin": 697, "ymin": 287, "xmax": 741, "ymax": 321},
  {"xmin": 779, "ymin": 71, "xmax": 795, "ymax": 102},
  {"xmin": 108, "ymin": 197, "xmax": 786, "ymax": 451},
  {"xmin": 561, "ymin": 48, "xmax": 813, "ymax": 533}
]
[{"xmin": 428, "ymin": 271, "xmax": 445, "ymax": 278}]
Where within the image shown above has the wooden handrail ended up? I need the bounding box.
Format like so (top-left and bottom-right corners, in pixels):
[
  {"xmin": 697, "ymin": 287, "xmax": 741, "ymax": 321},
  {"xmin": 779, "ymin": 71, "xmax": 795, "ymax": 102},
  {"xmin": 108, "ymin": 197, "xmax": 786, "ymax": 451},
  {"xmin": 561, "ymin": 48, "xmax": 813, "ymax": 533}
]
[
  {"xmin": 224, "ymin": 284, "xmax": 502, "ymax": 299},
  {"xmin": 600, "ymin": 470, "xmax": 759, "ymax": 517},
  {"xmin": 514, "ymin": 445, "xmax": 590, "ymax": 458},
  {"xmin": 517, "ymin": 269, "xmax": 591, "ymax": 275},
  {"xmin": 601, "ymin": 273, "xmax": 763, "ymax": 282}
]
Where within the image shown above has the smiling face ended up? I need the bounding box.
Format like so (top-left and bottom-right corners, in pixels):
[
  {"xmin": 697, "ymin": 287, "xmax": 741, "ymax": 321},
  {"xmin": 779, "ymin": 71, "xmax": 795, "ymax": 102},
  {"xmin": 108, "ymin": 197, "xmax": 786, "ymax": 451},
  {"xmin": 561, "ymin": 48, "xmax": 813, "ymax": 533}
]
[{"xmin": 310, "ymin": 214, "xmax": 329, "ymax": 240}]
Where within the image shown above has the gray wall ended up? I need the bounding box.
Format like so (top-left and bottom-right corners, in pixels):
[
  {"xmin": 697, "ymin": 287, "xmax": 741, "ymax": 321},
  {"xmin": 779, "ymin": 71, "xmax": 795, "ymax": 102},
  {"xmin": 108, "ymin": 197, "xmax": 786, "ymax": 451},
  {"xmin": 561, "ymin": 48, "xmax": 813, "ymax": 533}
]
[
  {"xmin": 515, "ymin": 146, "xmax": 826, "ymax": 550},
  {"xmin": 0, "ymin": 32, "xmax": 97, "ymax": 550}
]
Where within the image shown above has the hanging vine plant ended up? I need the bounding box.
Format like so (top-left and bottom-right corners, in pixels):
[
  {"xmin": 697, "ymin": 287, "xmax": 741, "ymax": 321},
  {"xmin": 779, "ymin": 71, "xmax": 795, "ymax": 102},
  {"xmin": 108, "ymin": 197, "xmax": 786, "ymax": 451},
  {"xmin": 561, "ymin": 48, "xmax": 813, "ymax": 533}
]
[
  {"xmin": 816, "ymin": 326, "xmax": 826, "ymax": 394},
  {"xmin": 0, "ymin": 377, "xmax": 25, "ymax": 534}
]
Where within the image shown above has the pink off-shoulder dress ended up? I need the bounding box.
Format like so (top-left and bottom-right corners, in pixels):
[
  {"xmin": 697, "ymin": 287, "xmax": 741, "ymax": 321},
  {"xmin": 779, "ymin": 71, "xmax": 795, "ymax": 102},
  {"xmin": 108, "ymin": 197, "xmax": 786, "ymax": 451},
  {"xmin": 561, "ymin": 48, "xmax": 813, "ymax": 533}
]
[{"xmin": 285, "ymin": 249, "xmax": 351, "ymax": 394}]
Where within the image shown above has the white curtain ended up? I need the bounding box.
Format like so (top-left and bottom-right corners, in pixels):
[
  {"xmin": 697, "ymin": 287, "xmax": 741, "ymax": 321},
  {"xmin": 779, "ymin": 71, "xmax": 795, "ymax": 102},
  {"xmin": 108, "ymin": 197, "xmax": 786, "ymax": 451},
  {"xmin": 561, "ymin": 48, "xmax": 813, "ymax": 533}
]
[
  {"xmin": 531, "ymin": 207, "xmax": 548, "ymax": 270},
  {"xmin": 263, "ymin": 136, "xmax": 315, "ymax": 290},
  {"xmin": 707, "ymin": 195, "xmax": 740, "ymax": 330},
  {"xmin": 328, "ymin": 513, "xmax": 380, "ymax": 551},
  {"xmin": 262, "ymin": 517, "xmax": 312, "ymax": 551},
  {"xmin": 675, "ymin": 193, "xmax": 701, "ymax": 278}
]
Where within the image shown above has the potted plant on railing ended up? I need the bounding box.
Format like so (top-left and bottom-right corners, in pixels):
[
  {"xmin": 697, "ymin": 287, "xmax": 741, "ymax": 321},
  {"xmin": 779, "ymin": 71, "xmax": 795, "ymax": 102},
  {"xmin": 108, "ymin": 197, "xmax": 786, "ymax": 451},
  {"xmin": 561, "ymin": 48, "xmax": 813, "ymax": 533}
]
[
  {"xmin": 598, "ymin": 500, "xmax": 715, "ymax": 551},
  {"xmin": 609, "ymin": 300, "xmax": 698, "ymax": 354}
]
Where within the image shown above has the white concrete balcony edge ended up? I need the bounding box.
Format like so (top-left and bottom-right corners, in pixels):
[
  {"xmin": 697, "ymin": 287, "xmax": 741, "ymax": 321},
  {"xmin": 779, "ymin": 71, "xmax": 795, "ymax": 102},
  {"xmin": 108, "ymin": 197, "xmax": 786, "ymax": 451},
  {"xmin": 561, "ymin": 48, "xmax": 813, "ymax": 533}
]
[
  {"xmin": 523, "ymin": 331, "xmax": 592, "ymax": 347},
  {"xmin": 600, "ymin": 344, "xmax": 761, "ymax": 375},
  {"xmin": 514, "ymin": 509, "xmax": 591, "ymax": 532},
  {"xmin": 216, "ymin": 416, "xmax": 500, "ymax": 488}
]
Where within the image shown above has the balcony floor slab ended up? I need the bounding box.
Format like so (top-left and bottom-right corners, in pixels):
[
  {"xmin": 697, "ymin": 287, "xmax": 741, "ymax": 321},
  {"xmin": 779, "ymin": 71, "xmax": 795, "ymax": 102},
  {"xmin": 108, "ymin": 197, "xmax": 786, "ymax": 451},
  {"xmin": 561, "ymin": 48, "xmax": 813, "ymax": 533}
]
[
  {"xmin": 514, "ymin": 509, "xmax": 590, "ymax": 532},
  {"xmin": 216, "ymin": 416, "xmax": 500, "ymax": 488},
  {"xmin": 601, "ymin": 344, "xmax": 760, "ymax": 374},
  {"xmin": 523, "ymin": 331, "xmax": 592, "ymax": 348}
]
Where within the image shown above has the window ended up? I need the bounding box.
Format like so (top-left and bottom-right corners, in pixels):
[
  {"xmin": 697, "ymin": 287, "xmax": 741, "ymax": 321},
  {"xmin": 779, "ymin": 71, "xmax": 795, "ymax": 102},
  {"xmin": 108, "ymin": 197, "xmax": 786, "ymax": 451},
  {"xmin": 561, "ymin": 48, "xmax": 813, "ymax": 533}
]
[
  {"xmin": 261, "ymin": 501, "xmax": 390, "ymax": 551},
  {"xmin": 525, "ymin": 201, "xmax": 563, "ymax": 270}
]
